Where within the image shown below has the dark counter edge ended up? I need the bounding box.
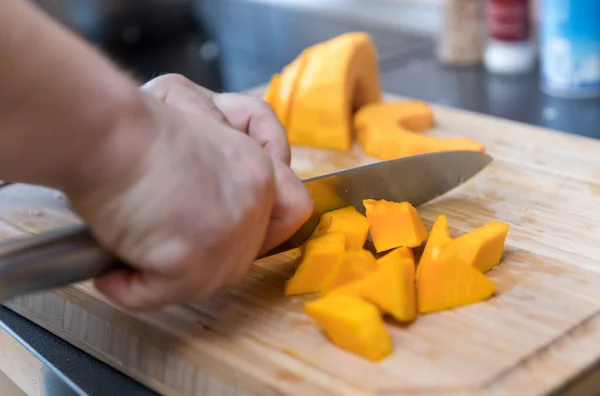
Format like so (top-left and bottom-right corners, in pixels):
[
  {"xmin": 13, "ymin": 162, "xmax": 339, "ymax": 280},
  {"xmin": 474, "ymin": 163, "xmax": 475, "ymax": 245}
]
[{"xmin": 0, "ymin": 306, "xmax": 158, "ymax": 396}]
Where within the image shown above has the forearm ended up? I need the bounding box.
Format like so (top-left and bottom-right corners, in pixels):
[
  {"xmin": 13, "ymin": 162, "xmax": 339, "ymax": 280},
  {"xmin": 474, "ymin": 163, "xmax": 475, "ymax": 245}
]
[{"xmin": 0, "ymin": 1, "xmax": 151, "ymax": 192}]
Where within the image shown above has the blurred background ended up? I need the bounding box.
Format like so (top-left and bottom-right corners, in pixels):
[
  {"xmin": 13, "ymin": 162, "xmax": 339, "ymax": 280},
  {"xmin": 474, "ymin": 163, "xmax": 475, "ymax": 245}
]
[
  {"xmin": 31, "ymin": 0, "xmax": 600, "ymax": 137},
  {"xmin": 32, "ymin": 0, "xmax": 452, "ymax": 91}
]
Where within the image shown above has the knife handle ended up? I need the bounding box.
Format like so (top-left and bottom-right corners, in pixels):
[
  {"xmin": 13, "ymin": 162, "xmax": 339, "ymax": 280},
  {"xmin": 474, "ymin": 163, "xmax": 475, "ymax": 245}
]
[
  {"xmin": 0, "ymin": 225, "xmax": 123, "ymax": 301},
  {"xmin": 0, "ymin": 221, "xmax": 296, "ymax": 301}
]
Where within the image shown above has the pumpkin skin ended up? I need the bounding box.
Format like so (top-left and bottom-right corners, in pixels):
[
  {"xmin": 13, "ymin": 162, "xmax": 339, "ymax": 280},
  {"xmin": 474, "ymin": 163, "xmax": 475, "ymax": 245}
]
[
  {"xmin": 271, "ymin": 50, "xmax": 312, "ymax": 128},
  {"xmin": 263, "ymin": 73, "xmax": 280, "ymax": 109},
  {"xmin": 262, "ymin": 31, "xmax": 486, "ymax": 157},
  {"xmin": 264, "ymin": 32, "xmax": 381, "ymax": 152}
]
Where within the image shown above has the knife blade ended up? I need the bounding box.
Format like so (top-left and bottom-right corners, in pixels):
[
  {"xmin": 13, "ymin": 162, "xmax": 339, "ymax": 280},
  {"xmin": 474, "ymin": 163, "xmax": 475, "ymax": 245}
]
[
  {"xmin": 0, "ymin": 150, "xmax": 492, "ymax": 301},
  {"xmin": 264, "ymin": 150, "xmax": 492, "ymax": 256}
]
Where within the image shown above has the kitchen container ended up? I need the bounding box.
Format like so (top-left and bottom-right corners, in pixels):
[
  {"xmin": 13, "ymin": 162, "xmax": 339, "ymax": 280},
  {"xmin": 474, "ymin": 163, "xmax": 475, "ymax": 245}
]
[{"xmin": 539, "ymin": 0, "xmax": 600, "ymax": 98}]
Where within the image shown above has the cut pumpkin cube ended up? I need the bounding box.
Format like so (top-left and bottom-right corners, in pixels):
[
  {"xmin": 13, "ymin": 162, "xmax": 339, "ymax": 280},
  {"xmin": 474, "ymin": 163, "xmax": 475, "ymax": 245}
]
[
  {"xmin": 322, "ymin": 249, "xmax": 379, "ymax": 293},
  {"xmin": 377, "ymin": 246, "xmax": 414, "ymax": 267},
  {"xmin": 363, "ymin": 199, "xmax": 428, "ymax": 252},
  {"xmin": 326, "ymin": 280, "xmax": 364, "ymax": 298},
  {"xmin": 416, "ymin": 214, "xmax": 452, "ymax": 280},
  {"xmin": 304, "ymin": 294, "xmax": 393, "ymax": 362},
  {"xmin": 329, "ymin": 247, "xmax": 417, "ymax": 322},
  {"xmin": 285, "ymin": 233, "xmax": 346, "ymax": 296},
  {"xmin": 308, "ymin": 206, "xmax": 370, "ymax": 250},
  {"xmin": 452, "ymin": 220, "xmax": 510, "ymax": 273},
  {"xmin": 359, "ymin": 247, "xmax": 417, "ymax": 322},
  {"xmin": 417, "ymin": 245, "xmax": 497, "ymax": 314},
  {"xmin": 288, "ymin": 182, "xmax": 347, "ymax": 248}
]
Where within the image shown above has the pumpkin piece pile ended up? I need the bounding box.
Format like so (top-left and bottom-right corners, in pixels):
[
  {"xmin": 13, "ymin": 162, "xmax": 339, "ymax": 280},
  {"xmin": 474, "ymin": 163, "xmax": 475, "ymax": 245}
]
[
  {"xmin": 286, "ymin": 202, "xmax": 510, "ymax": 362},
  {"xmin": 263, "ymin": 32, "xmax": 485, "ymax": 160}
]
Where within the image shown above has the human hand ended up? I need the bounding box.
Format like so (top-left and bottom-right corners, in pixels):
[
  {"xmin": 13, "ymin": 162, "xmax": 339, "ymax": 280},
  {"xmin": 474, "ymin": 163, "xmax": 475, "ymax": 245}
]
[
  {"xmin": 139, "ymin": 74, "xmax": 312, "ymax": 255},
  {"xmin": 67, "ymin": 74, "xmax": 312, "ymax": 310}
]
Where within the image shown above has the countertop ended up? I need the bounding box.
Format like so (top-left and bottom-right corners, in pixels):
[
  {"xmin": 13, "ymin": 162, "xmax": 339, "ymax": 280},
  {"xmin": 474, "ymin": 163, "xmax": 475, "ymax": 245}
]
[
  {"xmin": 1, "ymin": 2, "xmax": 600, "ymax": 395},
  {"xmin": 379, "ymin": 47, "xmax": 600, "ymax": 140}
]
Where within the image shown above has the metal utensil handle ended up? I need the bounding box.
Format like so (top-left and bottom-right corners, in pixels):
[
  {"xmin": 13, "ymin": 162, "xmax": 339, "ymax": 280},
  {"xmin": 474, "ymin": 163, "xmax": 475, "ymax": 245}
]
[
  {"xmin": 0, "ymin": 219, "xmax": 297, "ymax": 301},
  {"xmin": 0, "ymin": 224, "xmax": 123, "ymax": 301}
]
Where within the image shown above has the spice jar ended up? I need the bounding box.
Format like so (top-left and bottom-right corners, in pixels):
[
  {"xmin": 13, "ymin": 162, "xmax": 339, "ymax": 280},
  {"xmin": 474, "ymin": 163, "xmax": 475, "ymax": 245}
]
[
  {"xmin": 437, "ymin": 0, "xmax": 486, "ymax": 66},
  {"xmin": 483, "ymin": 0, "xmax": 536, "ymax": 75}
]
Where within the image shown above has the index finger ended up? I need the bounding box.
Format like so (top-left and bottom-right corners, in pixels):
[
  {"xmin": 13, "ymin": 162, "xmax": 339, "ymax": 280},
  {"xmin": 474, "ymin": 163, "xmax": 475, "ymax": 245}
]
[{"xmin": 212, "ymin": 92, "xmax": 291, "ymax": 166}]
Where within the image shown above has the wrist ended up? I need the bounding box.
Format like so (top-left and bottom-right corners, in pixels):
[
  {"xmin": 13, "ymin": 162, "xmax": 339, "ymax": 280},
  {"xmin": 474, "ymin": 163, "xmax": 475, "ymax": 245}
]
[{"xmin": 59, "ymin": 86, "xmax": 157, "ymax": 198}]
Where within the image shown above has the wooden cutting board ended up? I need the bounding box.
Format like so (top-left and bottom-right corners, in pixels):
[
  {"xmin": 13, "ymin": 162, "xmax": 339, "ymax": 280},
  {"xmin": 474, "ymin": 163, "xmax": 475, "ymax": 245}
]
[{"xmin": 3, "ymin": 90, "xmax": 600, "ymax": 396}]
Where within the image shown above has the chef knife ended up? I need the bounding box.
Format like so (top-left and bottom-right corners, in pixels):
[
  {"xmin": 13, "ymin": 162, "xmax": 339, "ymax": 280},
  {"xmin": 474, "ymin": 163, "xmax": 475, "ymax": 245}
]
[{"xmin": 0, "ymin": 150, "xmax": 492, "ymax": 301}]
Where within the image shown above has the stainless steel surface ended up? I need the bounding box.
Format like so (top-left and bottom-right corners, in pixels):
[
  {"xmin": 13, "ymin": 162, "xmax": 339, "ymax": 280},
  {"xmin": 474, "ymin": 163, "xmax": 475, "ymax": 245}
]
[
  {"xmin": 0, "ymin": 225, "xmax": 121, "ymax": 302},
  {"xmin": 273, "ymin": 150, "xmax": 492, "ymax": 251},
  {"xmin": 0, "ymin": 150, "xmax": 491, "ymax": 302},
  {"xmin": 0, "ymin": 306, "xmax": 157, "ymax": 396},
  {"xmin": 0, "ymin": 320, "xmax": 83, "ymax": 396}
]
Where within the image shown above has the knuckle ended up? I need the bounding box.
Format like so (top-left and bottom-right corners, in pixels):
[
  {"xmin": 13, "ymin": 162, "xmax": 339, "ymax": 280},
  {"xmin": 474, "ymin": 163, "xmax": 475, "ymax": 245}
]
[
  {"xmin": 238, "ymin": 149, "xmax": 275, "ymax": 194},
  {"xmin": 250, "ymin": 159, "xmax": 275, "ymax": 196},
  {"xmin": 152, "ymin": 73, "xmax": 192, "ymax": 88},
  {"xmin": 219, "ymin": 92, "xmax": 275, "ymax": 116},
  {"xmin": 141, "ymin": 73, "xmax": 193, "ymax": 100},
  {"xmin": 193, "ymin": 99, "xmax": 227, "ymax": 124},
  {"xmin": 255, "ymin": 107, "xmax": 280, "ymax": 131},
  {"xmin": 252, "ymin": 95, "xmax": 275, "ymax": 113},
  {"xmin": 248, "ymin": 96, "xmax": 279, "ymax": 120}
]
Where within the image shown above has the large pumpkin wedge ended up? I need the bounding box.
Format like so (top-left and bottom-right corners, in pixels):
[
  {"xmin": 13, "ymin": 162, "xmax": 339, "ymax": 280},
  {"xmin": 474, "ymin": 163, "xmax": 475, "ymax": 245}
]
[
  {"xmin": 286, "ymin": 32, "xmax": 382, "ymax": 151},
  {"xmin": 270, "ymin": 50, "xmax": 312, "ymax": 127},
  {"xmin": 263, "ymin": 73, "xmax": 281, "ymax": 108},
  {"xmin": 354, "ymin": 101, "xmax": 485, "ymax": 160}
]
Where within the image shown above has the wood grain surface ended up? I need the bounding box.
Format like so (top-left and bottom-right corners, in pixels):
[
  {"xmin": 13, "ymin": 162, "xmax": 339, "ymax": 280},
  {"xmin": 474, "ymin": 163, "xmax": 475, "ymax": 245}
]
[{"xmin": 3, "ymin": 91, "xmax": 600, "ymax": 396}]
